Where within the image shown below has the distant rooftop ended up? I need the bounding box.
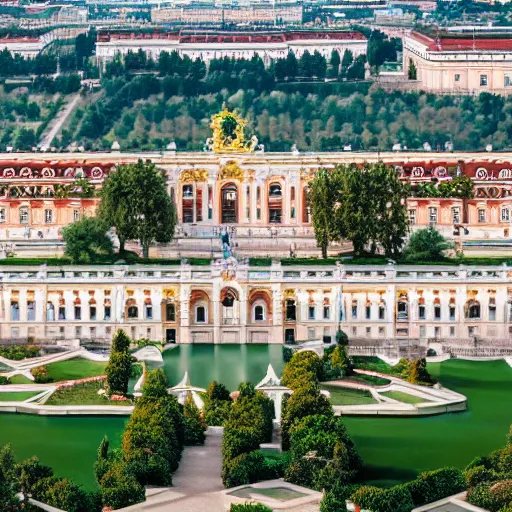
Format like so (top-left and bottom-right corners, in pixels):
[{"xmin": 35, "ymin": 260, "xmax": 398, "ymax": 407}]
[
  {"xmin": 409, "ymin": 30, "xmax": 512, "ymax": 52},
  {"xmin": 97, "ymin": 29, "xmax": 367, "ymax": 44}
]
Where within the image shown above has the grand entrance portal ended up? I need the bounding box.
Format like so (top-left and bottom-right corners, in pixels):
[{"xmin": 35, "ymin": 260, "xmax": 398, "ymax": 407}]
[{"xmin": 221, "ymin": 183, "xmax": 238, "ymax": 223}]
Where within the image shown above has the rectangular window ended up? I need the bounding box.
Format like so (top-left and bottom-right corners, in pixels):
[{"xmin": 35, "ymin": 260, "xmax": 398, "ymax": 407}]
[
  {"xmin": 352, "ymin": 304, "xmax": 358, "ymax": 319},
  {"xmin": 366, "ymin": 327, "xmax": 371, "ymax": 336},
  {"xmin": 0, "ymin": 209, "xmax": 5, "ymax": 223},
  {"xmin": 73, "ymin": 210, "xmax": 80, "ymax": 222},
  {"xmin": 19, "ymin": 207, "xmax": 29, "ymax": 225},
  {"xmin": 366, "ymin": 305, "xmax": 371, "ymax": 320},
  {"xmin": 450, "ymin": 326, "xmax": 455, "ymax": 336},
  {"xmin": 74, "ymin": 306, "xmax": 81, "ymax": 320},
  {"xmin": 10, "ymin": 327, "xmax": 19, "ymax": 339},
  {"xmin": 428, "ymin": 207, "xmax": 438, "ymax": 224},
  {"xmin": 434, "ymin": 305, "xmax": 441, "ymax": 320},
  {"xmin": 480, "ymin": 75, "xmax": 488, "ymax": 86},
  {"xmin": 307, "ymin": 327, "xmax": 315, "ymax": 339},
  {"xmin": 351, "ymin": 327, "xmax": 357, "ymax": 336},
  {"xmin": 449, "ymin": 306, "xmax": 456, "ymax": 321},
  {"xmin": 454, "ymin": 73, "xmax": 460, "ymax": 82},
  {"xmin": 408, "ymin": 209, "xmax": 416, "ymax": 225},
  {"xmin": 104, "ymin": 306, "xmax": 111, "ymax": 320},
  {"xmin": 308, "ymin": 306, "xmax": 315, "ymax": 320},
  {"xmin": 323, "ymin": 306, "xmax": 330, "ymax": 320},
  {"xmin": 145, "ymin": 305, "xmax": 153, "ymax": 320},
  {"xmin": 44, "ymin": 209, "xmax": 53, "ymax": 224},
  {"xmin": 451, "ymin": 207, "xmax": 460, "ymax": 224},
  {"xmin": 75, "ymin": 326, "xmax": 81, "ymax": 338},
  {"xmin": 419, "ymin": 325, "xmax": 426, "ymax": 338},
  {"xmin": 506, "ymin": 75, "xmax": 512, "ymax": 87},
  {"xmin": 418, "ymin": 305, "xmax": 426, "ymax": 320},
  {"xmin": 502, "ymin": 208, "xmax": 510, "ymax": 222},
  {"xmin": 27, "ymin": 301, "xmax": 35, "ymax": 321},
  {"xmin": 182, "ymin": 185, "xmax": 194, "ymax": 223},
  {"xmin": 196, "ymin": 187, "xmax": 203, "ymax": 222},
  {"xmin": 468, "ymin": 326, "xmax": 477, "ymax": 337},
  {"xmin": 478, "ymin": 209, "xmax": 486, "ymax": 223},
  {"xmin": 434, "ymin": 326, "xmax": 440, "ymax": 338},
  {"xmin": 378, "ymin": 327, "xmax": 385, "ymax": 337},
  {"xmin": 58, "ymin": 306, "xmax": 66, "ymax": 320},
  {"xmin": 89, "ymin": 306, "xmax": 97, "ymax": 321},
  {"xmin": 256, "ymin": 208, "xmax": 261, "ymax": 220}
]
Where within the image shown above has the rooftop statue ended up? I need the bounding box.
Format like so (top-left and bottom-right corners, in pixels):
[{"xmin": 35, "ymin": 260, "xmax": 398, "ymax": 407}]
[{"xmin": 209, "ymin": 106, "xmax": 258, "ymax": 154}]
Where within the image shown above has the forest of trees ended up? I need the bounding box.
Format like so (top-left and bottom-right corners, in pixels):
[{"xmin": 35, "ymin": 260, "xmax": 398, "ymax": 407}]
[{"xmin": 59, "ymin": 78, "xmax": 511, "ymax": 153}]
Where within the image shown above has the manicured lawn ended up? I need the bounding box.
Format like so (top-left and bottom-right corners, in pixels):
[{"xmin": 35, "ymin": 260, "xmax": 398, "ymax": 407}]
[
  {"xmin": 8, "ymin": 375, "xmax": 33, "ymax": 385},
  {"xmin": 346, "ymin": 374, "xmax": 391, "ymax": 387},
  {"xmin": 0, "ymin": 391, "xmax": 41, "ymax": 402},
  {"xmin": 230, "ymin": 487, "xmax": 306, "ymax": 501},
  {"xmin": 45, "ymin": 380, "xmax": 132, "ymax": 406},
  {"xmin": 380, "ymin": 391, "xmax": 428, "ymax": 405},
  {"xmin": 320, "ymin": 384, "xmax": 378, "ymax": 405},
  {"xmin": 45, "ymin": 358, "xmax": 107, "ymax": 382}
]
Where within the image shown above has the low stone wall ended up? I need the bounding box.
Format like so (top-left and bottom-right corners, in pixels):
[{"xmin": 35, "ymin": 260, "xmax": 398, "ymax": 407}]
[{"xmin": 0, "ymin": 402, "xmax": 133, "ymax": 416}]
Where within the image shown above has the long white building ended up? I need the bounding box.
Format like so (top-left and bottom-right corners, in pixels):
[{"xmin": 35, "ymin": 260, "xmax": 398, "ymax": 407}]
[{"xmin": 95, "ymin": 30, "xmax": 368, "ymax": 67}]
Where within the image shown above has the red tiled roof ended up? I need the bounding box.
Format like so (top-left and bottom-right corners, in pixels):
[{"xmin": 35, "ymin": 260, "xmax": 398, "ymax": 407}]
[
  {"xmin": 0, "ymin": 37, "xmax": 40, "ymax": 43},
  {"xmin": 410, "ymin": 31, "xmax": 512, "ymax": 52},
  {"xmin": 97, "ymin": 31, "xmax": 366, "ymax": 44}
]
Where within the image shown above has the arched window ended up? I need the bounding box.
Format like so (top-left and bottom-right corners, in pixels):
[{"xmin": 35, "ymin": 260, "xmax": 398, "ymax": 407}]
[
  {"xmin": 10, "ymin": 301, "xmax": 19, "ymax": 321},
  {"xmin": 489, "ymin": 297, "xmax": 496, "ymax": 321},
  {"xmin": 434, "ymin": 298, "xmax": 441, "ymax": 321},
  {"xmin": 166, "ymin": 303, "xmax": 176, "ymax": 322},
  {"xmin": 378, "ymin": 301, "xmax": 386, "ymax": 320},
  {"xmin": 418, "ymin": 297, "xmax": 425, "ymax": 320},
  {"xmin": 285, "ymin": 299, "xmax": 296, "ymax": 321},
  {"xmin": 465, "ymin": 299, "xmax": 481, "ymax": 319},
  {"xmin": 268, "ymin": 183, "xmax": 282, "ymax": 224},
  {"xmin": 144, "ymin": 298, "xmax": 153, "ymax": 320},
  {"xmin": 195, "ymin": 304, "xmax": 207, "ymax": 323},
  {"xmin": 128, "ymin": 305, "xmax": 138, "ymax": 319},
  {"xmin": 254, "ymin": 304, "xmax": 265, "ymax": 321},
  {"xmin": 397, "ymin": 294, "xmax": 408, "ymax": 320},
  {"xmin": 46, "ymin": 302, "xmax": 55, "ymax": 322},
  {"xmin": 351, "ymin": 300, "xmax": 358, "ymax": 319}
]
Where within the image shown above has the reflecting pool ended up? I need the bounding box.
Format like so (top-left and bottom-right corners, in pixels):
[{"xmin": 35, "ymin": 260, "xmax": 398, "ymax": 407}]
[{"xmin": 0, "ymin": 347, "xmax": 510, "ymax": 490}]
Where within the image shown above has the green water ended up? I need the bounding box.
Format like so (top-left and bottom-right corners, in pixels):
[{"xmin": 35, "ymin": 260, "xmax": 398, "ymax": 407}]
[{"xmin": 0, "ymin": 347, "xmax": 510, "ymax": 490}]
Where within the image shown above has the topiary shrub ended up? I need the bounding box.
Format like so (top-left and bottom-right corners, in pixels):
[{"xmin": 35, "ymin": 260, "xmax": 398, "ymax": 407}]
[
  {"xmin": 99, "ymin": 461, "xmax": 145, "ymax": 510},
  {"xmin": 405, "ymin": 467, "xmax": 466, "ymax": 506},
  {"xmin": 351, "ymin": 485, "xmax": 384, "ymax": 510},
  {"xmin": 106, "ymin": 330, "xmax": 132, "ymax": 395},
  {"xmin": 284, "ymin": 457, "xmax": 325, "ymax": 489},
  {"xmin": 32, "ymin": 476, "xmax": 92, "ymax": 512},
  {"xmin": 282, "ymin": 346, "xmax": 293, "ymax": 363},
  {"xmin": 320, "ymin": 484, "xmax": 360, "ymax": 512},
  {"xmin": 465, "ymin": 465, "xmax": 501, "ymax": 488},
  {"xmin": 467, "ymin": 483, "xmax": 495, "ymax": 511},
  {"xmin": 31, "ymin": 366, "xmax": 53, "ymax": 384},
  {"xmin": 183, "ymin": 396, "xmax": 206, "ymax": 446},
  {"xmin": 230, "ymin": 503, "xmax": 272, "ymax": 512},
  {"xmin": 281, "ymin": 351, "xmax": 323, "ymax": 390},
  {"xmin": 490, "ymin": 480, "xmax": 512, "ymax": 511},
  {"xmin": 500, "ymin": 444, "xmax": 512, "ymax": 473},
  {"xmin": 203, "ymin": 381, "xmax": 232, "ymax": 426},
  {"xmin": 223, "ymin": 451, "xmax": 265, "ymax": 488}
]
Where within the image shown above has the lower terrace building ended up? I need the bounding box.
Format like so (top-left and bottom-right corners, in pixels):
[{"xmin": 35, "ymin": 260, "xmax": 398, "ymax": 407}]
[
  {"xmin": 404, "ymin": 31, "xmax": 512, "ymax": 95},
  {"xmin": 1, "ymin": 261, "xmax": 511, "ymax": 344},
  {"xmin": 95, "ymin": 30, "xmax": 368, "ymax": 68},
  {"xmin": 2, "ymin": 151, "xmax": 512, "ymax": 252}
]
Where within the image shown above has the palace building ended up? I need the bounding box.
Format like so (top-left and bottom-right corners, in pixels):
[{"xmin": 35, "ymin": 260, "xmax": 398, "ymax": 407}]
[
  {"xmin": 95, "ymin": 30, "xmax": 368, "ymax": 68},
  {"xmin": 1, "ymin": 260, "xmax": 511, "ymax": 344},
  {"xmin": 403, "ymin": 31, "xmax": 512, "ymax": 95},
  {"xmin": 2, "ymin": 150, "xmax": 512, "ymax": 254}
]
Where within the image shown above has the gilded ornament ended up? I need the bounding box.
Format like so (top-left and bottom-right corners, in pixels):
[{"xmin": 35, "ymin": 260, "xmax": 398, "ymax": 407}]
[
  {"xmin": 219, "ymin": 161, "xmax": 245, "ymax": 181},
  {"xmin": 210, "ymin": 107, "xmax": 254, "ymax": 154},
  {"xmin": 179, "ymin": 169, "xmax": 209, "ymax": 183}
]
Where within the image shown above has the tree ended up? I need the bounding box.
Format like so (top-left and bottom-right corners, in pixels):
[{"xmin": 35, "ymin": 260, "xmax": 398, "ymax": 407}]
[
  {"xmin": 285, "ymin": 51, "xmax": 298, "ymax": 79},
  {"xmin": 142, "ymin": 367, "xmax": 169, "ymax": 398},
  {"xmin": 341, "ymin": 50, "xmax": 354, "ymax": 74},
  {"xmin": 408, "ymin": 59, "xmax": 417, "ymax": 80},
  {"xmin": 404, "ymin": 227, "xmax": 454, "ymax": 262},
  {"xmin": 309, "ymin": 163, "xmax": 409, "ymax": 258},
  {"xmin": 308, "ymin": 168, "xmax": 335, "ymax": 258},
  {"xmin": 203, "ymin": 381, "xmax": 233, "ymax": 426},
  {"xmin": 329, "ymin": 50, "xmax": 341, "ymax": 78},
  {"xmin": 105, "ymin": 330, "xmax": 132, "ymax": 395},
  {"xmin": 99, "ymin": 160, "xmax": 177, "ymax": 258},
  {"xmin": 62, "ymin": 217, "xmax": 114, "ymax": 264}
]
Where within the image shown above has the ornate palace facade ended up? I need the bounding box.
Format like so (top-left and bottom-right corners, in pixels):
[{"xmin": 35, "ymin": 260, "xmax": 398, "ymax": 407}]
[
  {"xmin": 1, "ymin": 261, "xmax": 510, "ymax": 344},
  {"xmin": 2, "ymin": 150, "xmax": 512, "ymax": 251}
]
